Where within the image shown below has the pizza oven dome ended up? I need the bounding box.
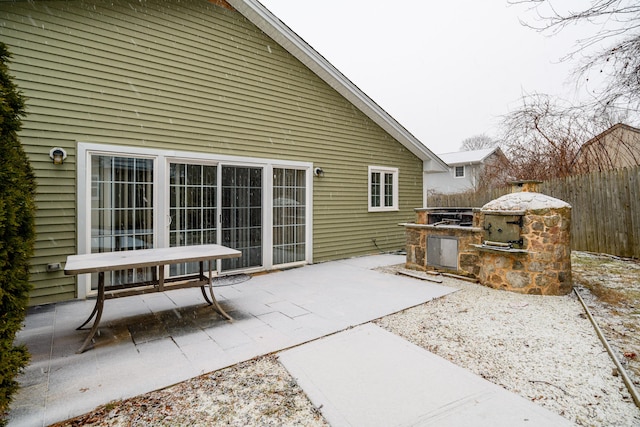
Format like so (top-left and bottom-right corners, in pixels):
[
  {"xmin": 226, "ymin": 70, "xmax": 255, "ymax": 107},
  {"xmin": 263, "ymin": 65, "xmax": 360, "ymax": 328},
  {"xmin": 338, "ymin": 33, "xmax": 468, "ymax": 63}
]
[{"xmin": 481, "ymin": 191, "xmax": 571, "ymax": 213}]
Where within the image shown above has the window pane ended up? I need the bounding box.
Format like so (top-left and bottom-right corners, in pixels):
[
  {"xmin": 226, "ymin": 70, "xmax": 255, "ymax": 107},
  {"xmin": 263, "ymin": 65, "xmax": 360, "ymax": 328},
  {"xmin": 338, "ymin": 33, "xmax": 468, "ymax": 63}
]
[
  {"xmin": 187, "ymin": 187, "xmax": 202, "ymax": 207},
  {"xmin": 136, "ymin": 159, "xmax": 153, "ymax": 183},
  {"xmin": 203, "ymin": 166, "xmax": 216, "ymax": 185},
  {"xmin": 370, "ymin": 172, "xmax": 381, "ymax": 207},
  {"xmin": 384, "ymin": 173, "xmax": 394, "ymax": 207},
  {"xmin": 113, "ymin": 158, "xmax": 133, "ymax": 182},
  {"xmin": 170, "ymin": 163, "xmax": 184, "ymax": 185},
  {"xmin": 186, "ymin": 164, "xmax": 202, "ymax": 186}
]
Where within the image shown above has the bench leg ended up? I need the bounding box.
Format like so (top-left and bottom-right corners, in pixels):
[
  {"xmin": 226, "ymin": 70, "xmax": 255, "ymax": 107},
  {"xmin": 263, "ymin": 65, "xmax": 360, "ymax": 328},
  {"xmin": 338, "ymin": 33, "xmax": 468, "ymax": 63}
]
[
  {"xmin": 207, "ymin": 285, "xmax": 232, "ymax": 321},
  {"xmin": 199, "ymin": 261, "xmax": 213, "ymax": 304},
  {"xmin": 77, "ymin": 272, "xmax": 106, "ymax": 353},
  {"xmin": 206, "ymin": 261, "xmax": 232, "ymax": 321},
  {"xmin": 200, "ymin": 286, "xmax": 213, "ymax": 305},
  {"xmin": 76, "ymin": 301, "xmax": 99, "ymax": 331}
]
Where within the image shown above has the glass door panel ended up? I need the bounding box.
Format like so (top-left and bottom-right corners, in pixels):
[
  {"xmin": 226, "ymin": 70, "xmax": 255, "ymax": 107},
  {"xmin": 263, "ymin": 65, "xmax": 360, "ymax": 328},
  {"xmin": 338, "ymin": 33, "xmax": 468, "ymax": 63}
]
[
  {"xmin": 169, "ymin": 163, "xmax": 217, "ymax": 276},
  {"xmin": 273, "ymin": 168, "xmax": 306, "ymax": 265},
  {"xmin": 221, "ymin": 166, "xmax": 262, "ymax": 271},
  {"xmin": 90, "ymin": 155, "xmax": 154, "ymax": 289}
]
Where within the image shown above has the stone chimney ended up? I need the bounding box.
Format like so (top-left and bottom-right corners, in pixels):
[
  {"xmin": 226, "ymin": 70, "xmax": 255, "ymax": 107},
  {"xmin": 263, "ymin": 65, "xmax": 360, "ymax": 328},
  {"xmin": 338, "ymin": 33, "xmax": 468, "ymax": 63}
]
[{"xmin": 510, "ymin": 180, "xmax": 542, "ymax": 193}]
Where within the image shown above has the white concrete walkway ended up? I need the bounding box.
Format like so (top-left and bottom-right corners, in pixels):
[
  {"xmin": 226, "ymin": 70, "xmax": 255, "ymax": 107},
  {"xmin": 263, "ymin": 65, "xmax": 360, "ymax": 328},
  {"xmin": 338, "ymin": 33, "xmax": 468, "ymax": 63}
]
[{"xmin": 279, "ymin": 323, "xmax": 574, "ymax": 426}]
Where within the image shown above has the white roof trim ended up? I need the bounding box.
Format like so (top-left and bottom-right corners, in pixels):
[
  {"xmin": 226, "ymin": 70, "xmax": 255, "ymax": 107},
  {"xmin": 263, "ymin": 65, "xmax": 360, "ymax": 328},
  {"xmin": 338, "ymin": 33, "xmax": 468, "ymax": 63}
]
[{"xmin": 226, "ymin": 0, "xmax": 448, "ymax": 172}]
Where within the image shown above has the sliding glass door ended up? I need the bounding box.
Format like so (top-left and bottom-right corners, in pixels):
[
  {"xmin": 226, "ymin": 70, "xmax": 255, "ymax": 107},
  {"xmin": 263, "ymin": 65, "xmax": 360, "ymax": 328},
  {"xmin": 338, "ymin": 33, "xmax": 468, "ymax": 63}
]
[
  {"xmin": 168, "ymin": 163, "xmax": 263, "ymax": 274},
  {"xmin": 90, "ymin": 155, "xmax": 154, "ymax": 288},
  {"xmin": 169, "ymin": 163, "xmax": 218, "ymax": 275},
  {"xmin": 82, "ymin": 145, "xmax": 311, "ymax": 296},
  {"xmin": 221, "ymin": 166, "xmax": 263, "ymax": 271},
  {"xmin": 273, "ymin": 168, "xmax": 306, "ymax": 265}
]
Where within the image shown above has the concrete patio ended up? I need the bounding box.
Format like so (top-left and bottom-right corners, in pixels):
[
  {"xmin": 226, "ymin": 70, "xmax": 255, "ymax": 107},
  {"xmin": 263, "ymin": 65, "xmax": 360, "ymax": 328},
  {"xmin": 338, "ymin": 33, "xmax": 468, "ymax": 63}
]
[{"xmin": 9, "ymin": 254, "xmax": 573, "ymax": 426}]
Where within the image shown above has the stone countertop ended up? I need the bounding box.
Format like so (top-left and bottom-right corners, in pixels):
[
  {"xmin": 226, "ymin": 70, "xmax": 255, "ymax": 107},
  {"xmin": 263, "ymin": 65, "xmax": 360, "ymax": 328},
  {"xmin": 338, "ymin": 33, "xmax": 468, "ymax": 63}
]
[{"xmin": 400, "ymin": 222, "xmax": 483, "ymax": 232}]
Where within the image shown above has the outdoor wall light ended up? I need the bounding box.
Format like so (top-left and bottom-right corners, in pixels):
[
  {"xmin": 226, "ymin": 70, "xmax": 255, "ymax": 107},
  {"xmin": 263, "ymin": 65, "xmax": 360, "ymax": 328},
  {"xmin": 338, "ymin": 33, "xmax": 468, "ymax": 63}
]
[
  {"xmin": 314, "ymin": 167, "xmax": 324, "ymax": 177},
  {"xmin": 49, "ymin": 147, "xmax": 67, "ymax": 165}
]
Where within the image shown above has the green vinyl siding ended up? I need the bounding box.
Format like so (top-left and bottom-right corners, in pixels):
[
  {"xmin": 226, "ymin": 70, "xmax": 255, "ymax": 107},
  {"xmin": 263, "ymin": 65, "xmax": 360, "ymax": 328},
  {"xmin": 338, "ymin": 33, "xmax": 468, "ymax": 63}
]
[{"xmin": 1, "ymin": 0, "xmax": 423, "ymax": 304}]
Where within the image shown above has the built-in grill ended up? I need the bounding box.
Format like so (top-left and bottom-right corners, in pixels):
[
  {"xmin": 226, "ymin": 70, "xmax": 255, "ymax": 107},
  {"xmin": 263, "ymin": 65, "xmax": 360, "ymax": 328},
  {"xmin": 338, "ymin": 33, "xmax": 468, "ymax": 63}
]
[
  {"xmin": 403, "ymin": 181, "xmax": 573, "ymax": 295},
  {"xmin": 424, "ymin": 208, "xmax": 474, "ymax": 227}
]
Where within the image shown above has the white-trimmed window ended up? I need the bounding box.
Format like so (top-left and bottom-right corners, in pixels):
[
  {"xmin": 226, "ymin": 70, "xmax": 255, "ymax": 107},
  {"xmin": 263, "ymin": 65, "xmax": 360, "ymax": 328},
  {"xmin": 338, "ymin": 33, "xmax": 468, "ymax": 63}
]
[
  {"xmin": 368, "ymin": 166, "xmax": 398, "ymax": 212},
  {"xmin": 454, "ymin": 165, "xmax": 465, "ymax": 178}
]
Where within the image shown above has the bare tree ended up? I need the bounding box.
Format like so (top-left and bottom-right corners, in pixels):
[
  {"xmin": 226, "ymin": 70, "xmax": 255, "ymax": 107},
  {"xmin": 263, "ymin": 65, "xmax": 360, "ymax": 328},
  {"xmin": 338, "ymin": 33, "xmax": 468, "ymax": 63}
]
[
  {"xmin": 459, "ymin": 134, "xmax": 497, "ymax": 151},
  {"xmin": 512, "ymin": 0, "xmax": 640, "ymax": 115},
  {"xmin": 476, "ymin": 150, "xmax": 512, "ymax": 190},
  {"xmin": 498, "ymin": 93, "xmax": 616, "ymax": 180}
]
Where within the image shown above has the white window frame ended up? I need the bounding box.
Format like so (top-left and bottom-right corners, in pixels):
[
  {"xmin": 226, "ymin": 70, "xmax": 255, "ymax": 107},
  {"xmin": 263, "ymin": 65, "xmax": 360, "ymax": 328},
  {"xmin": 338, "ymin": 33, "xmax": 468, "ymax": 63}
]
[
  {"xmin": 368, "ymin": 166, "xmax": 399, "ymax": 212},
  {"xmin": 454, "ymin": 165, "xmax": 465, "ymax": 178},
  {"xmin": 77, "ymin": 142, "xmax": 313, "ymax": 298}
]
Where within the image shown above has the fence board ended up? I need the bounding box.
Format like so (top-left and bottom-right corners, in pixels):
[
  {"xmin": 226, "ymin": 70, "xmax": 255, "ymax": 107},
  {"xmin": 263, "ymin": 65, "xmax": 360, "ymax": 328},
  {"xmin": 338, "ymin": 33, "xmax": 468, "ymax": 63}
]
[
  {"xmin": 427, "ymin": 165, "xmax": 640, "ymax": 258},
  {"xmin": 628, "ymin": 168, "xmax": 640, "ymax": 257},
  {"xmin": 593, "ymin": 171, "xmax": 607, "ymax": 254},
  {"xmin": 610, "ymin": 170, "xmax": 626, "ymax": 255}
]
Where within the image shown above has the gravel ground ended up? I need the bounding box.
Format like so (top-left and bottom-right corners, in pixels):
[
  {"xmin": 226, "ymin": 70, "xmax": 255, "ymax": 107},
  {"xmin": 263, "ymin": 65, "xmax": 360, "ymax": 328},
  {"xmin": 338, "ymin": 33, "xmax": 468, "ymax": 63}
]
[
  {"xmin": 53, "ymin": 252, "xmax": 640, "ymax": 427},
  {"xmin": 376, "ymin": 268, "xmax": 640, "ymax": 426},
  {"xmin": 51, "ymin": 356, "xmax": 328, "ymax": 427},
  {"xmin": 570, "ymin": 251, "xmax": 640, "ymax": 385}
]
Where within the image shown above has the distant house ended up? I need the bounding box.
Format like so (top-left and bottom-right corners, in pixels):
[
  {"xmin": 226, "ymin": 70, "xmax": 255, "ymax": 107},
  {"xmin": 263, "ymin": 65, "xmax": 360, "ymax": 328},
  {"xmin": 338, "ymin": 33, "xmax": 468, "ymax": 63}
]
[
  {"xmin": 574, "ymin": 123, "xmax": 640, "ymax": 173},
  {"xmin": 428, "ymin": 147, "xmax": 508, "ymax": 194},
  {"xmin": 0, "ymin": 0, "xmax": 447, "ymax": 305}
]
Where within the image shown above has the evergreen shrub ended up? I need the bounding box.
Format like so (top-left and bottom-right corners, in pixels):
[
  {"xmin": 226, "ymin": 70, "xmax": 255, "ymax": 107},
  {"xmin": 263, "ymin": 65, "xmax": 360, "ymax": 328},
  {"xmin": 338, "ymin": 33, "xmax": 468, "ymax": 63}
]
[{"xmin": 0, "ymin": 42, "xmax": 36, "ymax": 424}]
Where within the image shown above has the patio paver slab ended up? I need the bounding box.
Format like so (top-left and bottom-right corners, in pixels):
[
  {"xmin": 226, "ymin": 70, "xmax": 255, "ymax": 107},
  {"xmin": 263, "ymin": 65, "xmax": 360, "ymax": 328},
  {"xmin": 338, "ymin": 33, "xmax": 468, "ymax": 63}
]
[{"xmin": 9, "ymin": 254, "xmax": 455, "ymax": 427}]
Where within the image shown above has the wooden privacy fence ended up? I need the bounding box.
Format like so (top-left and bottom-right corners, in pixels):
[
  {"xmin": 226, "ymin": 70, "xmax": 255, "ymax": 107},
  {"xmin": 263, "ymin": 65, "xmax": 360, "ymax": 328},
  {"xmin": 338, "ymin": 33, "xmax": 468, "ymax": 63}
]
[{"xmin": 427, "ymin": 166, "xmax": 640, "ymax": 258}]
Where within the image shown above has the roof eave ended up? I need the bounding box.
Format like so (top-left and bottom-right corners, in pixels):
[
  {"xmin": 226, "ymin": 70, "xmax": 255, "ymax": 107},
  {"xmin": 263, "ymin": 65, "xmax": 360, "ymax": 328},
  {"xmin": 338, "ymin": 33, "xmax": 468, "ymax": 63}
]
[
  {"xmin": 227, "ymin": 0, "xmax": 448, "ymax": 172},
  {"xmin": 438, "ymin": 147, "xmax": 505, "ymax": 167},
  {"xmin": 582, "ymin": 123, "xmax": 640, "ymax": 149},
  {"xmin": 478, "ymin": 146, "xmax": 502, "ymax": 163}
]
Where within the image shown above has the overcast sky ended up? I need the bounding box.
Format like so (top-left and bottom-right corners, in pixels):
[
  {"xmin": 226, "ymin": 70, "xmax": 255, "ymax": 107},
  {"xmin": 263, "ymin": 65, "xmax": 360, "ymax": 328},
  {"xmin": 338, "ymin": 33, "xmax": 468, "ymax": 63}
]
[{"xmin": 259, "ymin": 0, "xmax": 607, "ymax": 154}]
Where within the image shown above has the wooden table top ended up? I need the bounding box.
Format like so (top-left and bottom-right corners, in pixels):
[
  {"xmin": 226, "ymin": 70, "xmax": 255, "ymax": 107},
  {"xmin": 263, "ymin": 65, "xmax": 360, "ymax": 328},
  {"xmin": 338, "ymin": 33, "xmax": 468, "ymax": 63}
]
[{"xmin": 64, "ymin": 244, "xmax": 241, "ymax": 275}]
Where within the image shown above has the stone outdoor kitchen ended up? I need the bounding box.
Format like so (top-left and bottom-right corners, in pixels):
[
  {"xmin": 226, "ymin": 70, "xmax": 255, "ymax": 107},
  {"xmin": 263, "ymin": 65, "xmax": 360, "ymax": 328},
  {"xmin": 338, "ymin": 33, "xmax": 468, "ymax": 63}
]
[{"xmin": 403, "ymin": 181, "xmax": 573, "ymax": 296}]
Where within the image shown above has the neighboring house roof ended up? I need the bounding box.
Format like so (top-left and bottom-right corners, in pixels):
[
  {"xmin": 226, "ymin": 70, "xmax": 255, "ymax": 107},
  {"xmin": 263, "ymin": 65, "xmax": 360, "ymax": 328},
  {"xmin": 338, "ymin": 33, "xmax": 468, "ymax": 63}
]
[
  {"xmin": 581, "ymin": 123, "xmax": 640, "ymax": 149},
  {"xmin": 575, "ymin": 123, "xmax": 640, "ymax": 171},
  {"xmin": 436, "ymin": 147, "xmax": 503, "ymax": 166},
  {"xmin": 227, "ymin": 0, "xmax": 448, "ymax": 172}
]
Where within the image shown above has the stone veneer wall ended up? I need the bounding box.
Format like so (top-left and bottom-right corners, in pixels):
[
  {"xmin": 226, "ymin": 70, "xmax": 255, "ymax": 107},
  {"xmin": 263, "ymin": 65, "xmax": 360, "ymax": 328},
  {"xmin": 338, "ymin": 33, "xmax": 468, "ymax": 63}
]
[
  {"xmin": 404, "ymin": 193, "xmax": 572, "ymax": 295},
  {"xmin": 477, "ymin": 206, "xmax": 572, "ymax": 295}
]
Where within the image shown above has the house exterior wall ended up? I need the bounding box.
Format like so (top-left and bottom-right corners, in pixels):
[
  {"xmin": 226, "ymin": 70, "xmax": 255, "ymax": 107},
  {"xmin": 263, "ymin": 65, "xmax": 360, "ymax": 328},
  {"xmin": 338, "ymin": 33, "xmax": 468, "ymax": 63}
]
[
  {"xmin": 427, "ymin": 150, "xmax": 509, "ymax": 195},
  {"xmin": 427, "ymin": 163, "xmax": 480, "ymax": 195},
  {"xmin": 1, "ymin": 0, "xmax": 423, "ymax": 305}
]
